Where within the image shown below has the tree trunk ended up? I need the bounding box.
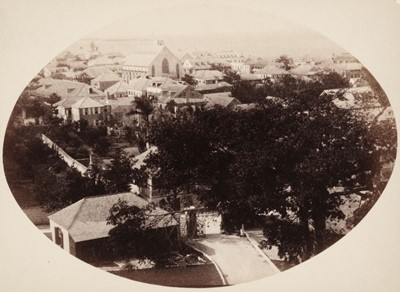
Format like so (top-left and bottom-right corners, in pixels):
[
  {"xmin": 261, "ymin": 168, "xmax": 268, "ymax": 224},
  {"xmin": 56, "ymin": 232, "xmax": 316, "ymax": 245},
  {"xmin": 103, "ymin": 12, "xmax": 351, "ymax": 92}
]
[{"xmin": 312, "ymin": 191, "xmax": 328, "ymax": 254}]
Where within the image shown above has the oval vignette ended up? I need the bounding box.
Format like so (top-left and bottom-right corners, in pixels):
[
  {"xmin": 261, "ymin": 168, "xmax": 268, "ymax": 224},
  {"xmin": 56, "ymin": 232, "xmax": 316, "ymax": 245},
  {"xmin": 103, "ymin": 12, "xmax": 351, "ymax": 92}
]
[{"xmin": 2, "ymin": 8, "xmax": 397, "ymax": 288}]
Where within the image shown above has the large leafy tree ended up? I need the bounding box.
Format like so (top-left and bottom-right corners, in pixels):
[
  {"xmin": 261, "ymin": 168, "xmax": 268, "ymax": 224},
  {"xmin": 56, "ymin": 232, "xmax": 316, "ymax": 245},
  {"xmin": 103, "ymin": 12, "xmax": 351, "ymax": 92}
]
[
  {"xmin": 145, "ymin": 84, "xmax": 396, "ymax": 263},
  {"xmin": 101, "ymin": 151, "xmax": 136, "ymax": 194},
  {"xmin": 181, "ymin": 74, "xmax": 198, "ymax": 86},
  {"xmin": 106, "ymin": 199, "xmax": 178, "ymax": 260},
  {"xmin": 275, "ymin": 55, "xmax": 294, "ymax": 70}
]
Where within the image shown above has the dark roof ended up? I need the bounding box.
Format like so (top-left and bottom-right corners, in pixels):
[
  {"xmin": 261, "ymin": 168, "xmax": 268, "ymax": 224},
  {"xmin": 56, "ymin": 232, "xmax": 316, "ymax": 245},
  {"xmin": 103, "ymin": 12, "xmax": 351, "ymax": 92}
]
[
  {"xmin": 195, "ymin": 81, "xmax": 232, "ymax": 92},
  {"xmin": 205, "ymin": 95, "xmax": 239, "ymax": 108},
  {"xmin": 37, "ymin": 78, "xmax": 105, "ymax": 99},
  {"xmin": 49, "ymin": 192, "xmax": 177, "ymax": 242}
]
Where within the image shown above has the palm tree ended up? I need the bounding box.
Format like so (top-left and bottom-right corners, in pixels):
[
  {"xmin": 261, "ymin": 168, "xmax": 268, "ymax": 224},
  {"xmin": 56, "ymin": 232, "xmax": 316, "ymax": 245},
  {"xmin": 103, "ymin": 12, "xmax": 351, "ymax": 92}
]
[{"xmin": 130, "ymin": 95, "xmax": 156, "ymax": 149}]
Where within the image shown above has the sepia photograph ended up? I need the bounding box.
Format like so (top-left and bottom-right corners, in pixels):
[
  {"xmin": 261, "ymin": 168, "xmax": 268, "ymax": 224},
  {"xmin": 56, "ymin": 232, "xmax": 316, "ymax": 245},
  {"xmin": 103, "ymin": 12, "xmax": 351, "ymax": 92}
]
[{"xmin": 1, "ymin": 1, "xmax": 399, "ymax": 291}]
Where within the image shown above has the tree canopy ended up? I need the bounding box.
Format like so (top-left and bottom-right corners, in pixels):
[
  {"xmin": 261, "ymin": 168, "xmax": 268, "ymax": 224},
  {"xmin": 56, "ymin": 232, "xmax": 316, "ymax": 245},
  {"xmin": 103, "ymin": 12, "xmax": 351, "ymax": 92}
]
[{"xmin": 144, "ymin": 84, "xmax": 396, "ymax": 263}]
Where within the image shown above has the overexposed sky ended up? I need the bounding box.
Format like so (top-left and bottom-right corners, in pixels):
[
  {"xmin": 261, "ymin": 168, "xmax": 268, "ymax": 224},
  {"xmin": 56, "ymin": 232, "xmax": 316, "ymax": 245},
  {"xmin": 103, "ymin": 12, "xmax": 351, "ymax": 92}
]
[
  {"xmin": 83, "ymin": 5, "xmax": 344, "ymax": 59},
  {"xmin": 87, "ymin": 5, "xmax": 308, "ymax": 39}
]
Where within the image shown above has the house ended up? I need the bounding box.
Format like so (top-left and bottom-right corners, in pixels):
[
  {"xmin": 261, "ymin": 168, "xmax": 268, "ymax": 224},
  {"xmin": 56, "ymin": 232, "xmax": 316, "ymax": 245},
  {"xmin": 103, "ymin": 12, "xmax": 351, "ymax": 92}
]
[
  {"xmin": 332, "ymin": 52, "xmax": 359, "ymax": 64},
  {"xmin": 290, "ymin": 64, "xmax": 322, "ymax": 78},
  {"xmin": 102, "ymin": 96, "xmax": 138, "ymax": 124},
  {"xmin": 54, "ymin": 96, "xmax": 111, "ymax": 125},
  {"xmin": 145, "ymin": 77, "xmax": 205, "ymax": 111},
  {"xmin": 235, "ymin": 103, "xmax": 259, "ymax": 111},
  {"xmin": 193, "ymin": 70, "xmax": 224, "ymax": 85},
  {"xmin": 181, "ymin": 57, "xmax": 212, "ymax": 74},
  {"xmin": 127, "ymin": 76, "xmax": 154, "ymax": 97},
  {"xmin": 181, "ymin": 51, "xmax": 233, "ymax": 74},
  {"xmin": 254, "ymin": 65, "xmax": 290, "ymax": 81},
  {"xmin": 48, "ymin": 192, "xmax": 178, "ymax": 263},
  {"xmin": 214, "ymin": 50, "xmax": 244, "ymax": 64},
  {"xmin": 104, "ymin": 80, "xmax": 130, "ymax": 98},
  {"xmin": 319, "ymin": 86, "xmax": 389, "ymax": 119},
  {"xmin": 241, "ymin": 58, "xmax": 269, "ymax": 74},
  {"xmin": 192, "ymin": 70, "xmax": 233, "ymax": 94},
  {"xmin": 83, "ymin": 66, "xmax": 115, "ymax": 80},
  {"xmin": 194, "ymin": 81, "xmax": 233, "ymax": 95},
  {"xmin": 90, "ymin": 71, "xmax": 121, "ymax": 91},
  {"xmin": 70, "ymin": 96, "xmax": 112, "ymax": 125},
  {"xmin": 331, "ymin": 62, "xmax": 364, "ymax": 79},
  {"xmin": 42, "ymin": 61, "xmax": 70, "ymax": 78},
  {"xmin": 122, "ymin": 44, "xmax": 183, "ymax": 81},
  {"xmin": 35, "ymin": 78, "xmax": 105, "ymax": 99},
  {"xmin": 239, "ymin": 72, "xmax": 264, "ymax": 85},
  {"xmin": 87, "ymin": 56, "xmax": 115, "ymax": 67},
  {"xmin": 204, "ymin": 93, "xmax": 240, "ymax": 109}
]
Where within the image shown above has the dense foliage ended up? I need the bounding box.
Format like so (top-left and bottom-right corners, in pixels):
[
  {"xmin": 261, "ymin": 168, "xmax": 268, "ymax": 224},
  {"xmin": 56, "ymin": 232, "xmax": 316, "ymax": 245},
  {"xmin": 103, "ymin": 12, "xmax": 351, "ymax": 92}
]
[
  {"xmin": 144, "ymin": 80, "xmax": 396, "ymax": 263},
  {"xmin": 107, "ymin": 199, "xmax": 178, "ymax": 260}
]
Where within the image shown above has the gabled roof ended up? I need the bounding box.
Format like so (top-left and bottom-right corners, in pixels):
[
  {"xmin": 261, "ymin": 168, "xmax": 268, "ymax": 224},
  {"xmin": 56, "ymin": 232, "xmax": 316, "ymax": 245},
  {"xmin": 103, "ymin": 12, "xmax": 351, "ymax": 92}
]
[
  {"xmin": 88, "ymin": 56, "xmax": 115, "ymax": 67},
  {"xmin": 36, "ymin": 78, "xmax": 104, "ymax": 99},
  {"xmin": 104, "ymin": 80, "xmax": 130, "ymax": 94},
  {"xmin": 71, "ymin": 96, "xmax": 104, "ymax": 109},
  {"xmin": 332, "ymin": 92, "xmax": 356, "ymax": 109},
  {"xmin": 235, "ymin": 103, "xmax": 259, "ymax": 111},
  {"xmin": 332, "ymin": 62, "xmax": 363, "ymax": 72},
  {"xmin": 124, "ymin": 45, "xmax": 165, "ymax": 67},
  {"xmin": 91, "ymin": 71, "xmax": 121, "ymax": 83},
  {"xmin": 36, "ymin": 78, "xmax": 86, "ymax": 95},
  {"xmin": 290, "ymin": 64, "xmax": 321, "ymax": 76},
  {"xmin": 193, "ymin": 70, "xmax": 224, "ymax": 81},
  {"xmin": 182, "ymin": 58, "xmax": 212, "ymax": 70},
  {"xmin": 132, "ymin": 147, "xmax": 158, "ymax": 169},
  {"xmin": 320, "ymin": 86, "xmax": 372, "ymax": 95},
  {"xmin": 243, "ymin": 58, "xmax": 268, "ymax": 67},
  {"xmin": 239, "ymin": 72, "xmax": 263, "ymax": 81},
  {"xmin": 49, "ymin": 192, "xmax": 177, "ymax": 242},
  {"xmin": 203, "ymin": 92, "xmax": 232, "ymax": 100},
  {"xmin": 255, "ymin": 65, "xmax": 289, "ymax": 75},
  {"xmin": 320, "ymin": 87, "xmax": 374, "ymax": 109},
  {"xmin": 103, "ymin": 97, "xmax": 135, "ymax": 110},
  {"xmin": 128, "ymin": 76, "xmax": 154, "ymax": 91},
  {"xmin": 54, "ymin": 96, "xmax": 83, "ymax": 108},
  {"xmin": 195, "ymin": 82, "xmax": 232, "ymax": 92},
  {"xmin": 83, "ymin": 66, "xmax": 115, "ymax": 78},
  {"xmin": 205, "ymin": 95, "xmax": 240, "ymax": 108}
]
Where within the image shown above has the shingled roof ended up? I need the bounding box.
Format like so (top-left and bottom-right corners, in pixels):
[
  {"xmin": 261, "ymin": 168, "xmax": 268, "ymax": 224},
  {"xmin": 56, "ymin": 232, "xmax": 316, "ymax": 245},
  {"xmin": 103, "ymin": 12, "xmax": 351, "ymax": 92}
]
[{"xmin": 49, "ymin": 192, "xmax": 177, "ymax": 242}]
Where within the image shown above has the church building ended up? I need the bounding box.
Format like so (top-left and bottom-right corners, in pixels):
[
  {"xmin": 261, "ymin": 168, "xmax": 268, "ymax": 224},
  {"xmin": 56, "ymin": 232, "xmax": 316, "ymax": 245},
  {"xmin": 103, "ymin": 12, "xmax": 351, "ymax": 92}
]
[{"xmin": 122, "ymin": 41, "xmax": 183, "ymax": 81}]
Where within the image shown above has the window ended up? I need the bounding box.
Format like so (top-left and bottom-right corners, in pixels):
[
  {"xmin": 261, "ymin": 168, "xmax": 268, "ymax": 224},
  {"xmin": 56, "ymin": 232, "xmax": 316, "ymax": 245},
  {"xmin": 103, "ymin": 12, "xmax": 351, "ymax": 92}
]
[
  {"xmin": 94, "ymin": 107, "xmax": 99, "ymax": 114},
  {"xmin": 54, "ymin": 227, "xmax": 63, "ymax": 248},
  {"xmin": 85, "ymin": 108, "xmax": 89, "ymax": 115},
  {"xmin": 162, "ymin": 58, "xmax": 169, "ymax": 74},
  {"xmin": 176, "ymin": 64, "xmax": 180, "ymax": 79}
]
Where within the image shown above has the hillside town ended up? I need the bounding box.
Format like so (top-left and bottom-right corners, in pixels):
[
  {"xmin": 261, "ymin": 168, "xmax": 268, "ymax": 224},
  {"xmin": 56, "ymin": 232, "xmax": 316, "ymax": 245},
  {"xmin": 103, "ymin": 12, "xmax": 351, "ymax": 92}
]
[{"xmin": 4, "ymin": 38, "xmax": 396, "ymax": 287}]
